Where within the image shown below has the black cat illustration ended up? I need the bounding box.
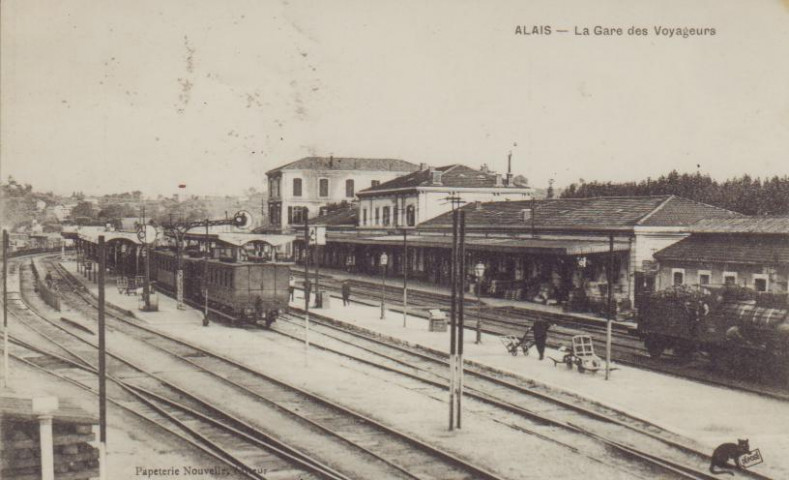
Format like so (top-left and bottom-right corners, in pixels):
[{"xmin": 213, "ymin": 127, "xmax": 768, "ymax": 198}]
[{"xmin": 709, "ymin": 439, "xmax": 749, "ymax": 475}]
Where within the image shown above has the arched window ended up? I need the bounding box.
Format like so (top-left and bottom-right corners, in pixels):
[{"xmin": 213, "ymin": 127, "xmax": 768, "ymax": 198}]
[{"xmin": 406, "ymin": 205, "xmax": 416, "ymax": 226}]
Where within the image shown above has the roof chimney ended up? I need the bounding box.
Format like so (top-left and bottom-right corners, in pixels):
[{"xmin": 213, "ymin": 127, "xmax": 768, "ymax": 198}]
[
  {"xmin": 430, "ymin": 168, "xmax": 443, "ymax": 185},
  {"xmin": 480, "ymin": 164, "xmax": 489, "ymax": 174},
  {"xmin": 520, "ymin": 209, "xmax": 531, "ymax": 222},
  {"xmin": 419, "ymin": 162, "xmax": 428, "ymax": 170},
  {"xmin": 474, "ymin": 201, "xmax": 483, "ymax": 211},
  {"xmin": 329, "ymin": 155, "xmax": 334, "ymax": 168}
]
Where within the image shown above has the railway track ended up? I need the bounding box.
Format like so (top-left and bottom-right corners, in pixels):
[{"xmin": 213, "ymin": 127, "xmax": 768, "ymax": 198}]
[
  {"xmin": 9, "ymin": 260, "xmax": 347, "ymax": 480},
  {"xmin": 295, "ymin": 271, "xmax": 789, "ymax": 399},
  {"xmin": 274, "ymin": 310, "xmax": 775, "ymax": 480},
  {"xmin": 35, "ymin": 257, "xmax": 509, "ymax": 480}
]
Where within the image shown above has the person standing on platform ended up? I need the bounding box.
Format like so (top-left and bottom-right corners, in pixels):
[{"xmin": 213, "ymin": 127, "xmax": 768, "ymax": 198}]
[
  {"xmin": 342, "ymin": 280, "xmax": 351, "ymax": 306},
  {"xmin": 533, "ymin": 319, "xmax": 552, "ymax": 360}
]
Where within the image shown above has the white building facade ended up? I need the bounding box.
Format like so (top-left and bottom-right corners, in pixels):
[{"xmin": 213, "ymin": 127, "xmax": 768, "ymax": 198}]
[
  {"xmin": 265, "ymin": 157, "xmax": 419, "ymax": 232},
  {"xmin": 356, "ymin": 164, "xmax": 533, "ymax": 231}
]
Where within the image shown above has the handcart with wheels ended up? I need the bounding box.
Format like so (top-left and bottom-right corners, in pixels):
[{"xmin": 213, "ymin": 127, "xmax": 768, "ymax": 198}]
[
  {"xmin": 549, "ymin": 334, "xmax": 604, "ymax": 373},
  {"xmin": 500, "ymin": 328, "xmax": 535, "ymax": 356}
]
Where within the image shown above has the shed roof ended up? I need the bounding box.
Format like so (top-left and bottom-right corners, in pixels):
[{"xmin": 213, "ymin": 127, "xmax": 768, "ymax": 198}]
[
  {"xmin": 690, "ymin": 216, "xmax": 789, "ymax": 235},
  {"xmin": 654, "ymin": 234, "xmax": 789, "ymax": 265},
  {"xmin": 418, "ymin": 195, "xmax": 742, "ymax": 232},
  {"xmin": 182, "ymin": 232, "xmax": 294, "ymax": 247},
  {"xmin": 325, "ymin": 233, "xmax": 629, "ymax": 255}
]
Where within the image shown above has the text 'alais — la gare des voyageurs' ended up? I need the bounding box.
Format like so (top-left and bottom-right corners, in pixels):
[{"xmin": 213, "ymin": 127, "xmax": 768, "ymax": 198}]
[{"xmin": 515, "ymin": 25, "xmax": 717, "ymax": 38}]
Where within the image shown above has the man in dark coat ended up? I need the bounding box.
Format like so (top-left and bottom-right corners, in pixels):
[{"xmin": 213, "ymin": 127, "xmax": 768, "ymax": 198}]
[
  {"xmin": 341, "ymin": 280, "xmax": 351, "ymax": 306},
  {"xmin": 532, "ymin": 319, "xmax": 552, "ymax": 360}
]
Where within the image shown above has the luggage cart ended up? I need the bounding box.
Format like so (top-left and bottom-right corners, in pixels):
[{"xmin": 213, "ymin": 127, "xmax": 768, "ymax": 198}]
[
  {"xmin": 500, "ymin": 328, "xmax": 534, "ymax": 356},
  {"xmin": 549, "ymin": 335, "xmax": 603, "ymax": 373}
]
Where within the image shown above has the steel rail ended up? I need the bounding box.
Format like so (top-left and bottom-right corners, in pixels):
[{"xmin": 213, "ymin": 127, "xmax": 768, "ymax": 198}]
[{"xmin": 276, "ymin": 311, "xmax": 775, "ymax": 480}]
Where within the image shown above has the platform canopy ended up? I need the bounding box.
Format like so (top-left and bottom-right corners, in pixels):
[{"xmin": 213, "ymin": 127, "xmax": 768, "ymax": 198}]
[
  {"xmin": 325, "ymin": 233, "xmax": 629, "ymax": 256},
  {"xmin": 77, "ymin": 230, "xmax": 141, "ymax": 245},
  {"xmin": 183, "ymin": 232, "xmax": 295, "ymax": 248}
]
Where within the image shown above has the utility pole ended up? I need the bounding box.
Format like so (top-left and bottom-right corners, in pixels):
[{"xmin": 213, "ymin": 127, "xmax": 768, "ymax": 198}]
[
  {"xmin": 97, "ymin": 236, "xmax": 107, "ymax": 480},
  {"xmin": 141, "ymin": 207, "xmax": 151, "ymax": 311},
  {"xmin": 605, "ymin": 234, "xmax": 614, "ymax": 380},
  {"xmin": 304, "ymin": 212, "xmax": 311, "ymax": 355},
  {"xmin": 402, "ymin": 228, "xmax": 408, "ymax": 328},
  {"xmin": 314, "ymin": 220, "xmax": 321, "ymax": 308},
  {"xmin": 2, "ymin": 230, "xmax": 8, "ymax": 388},
  {"xmin": 203, "ymin": 219, "xmax": 209, "ymax": 326},
  {"xmin": 448, "ymin": 208, "xmax": 458, "ymax": 431},
  {"xmin": 456, "ymin": 210, "xmax": 466, "ymax": 429}
]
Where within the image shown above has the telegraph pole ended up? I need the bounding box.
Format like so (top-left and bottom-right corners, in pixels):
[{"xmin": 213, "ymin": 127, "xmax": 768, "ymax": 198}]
[
  {"xmin": 97, "ymin": 236, "xmax": 107, "ymax": 480},
  {"xmin": 456, "ymin": 210, "xmax": 466, "ymax": 429},
  {"xmin": 2, "ymin": 230, "xmax": 8, "ymax": 388},
  {"xmin": 448, "ymin": 208, "xmax": 458, "ymax": 431},
  {"xmin": 605, "ymin": 234, "xmax": 614, "ymax": 380},
  {"xmin": 304, "ymin": 212, "xmax": 311, "ymax": 355},
  {"xmin": 203, "ymin": 219, "xmax": 209, "ymax": 326},
  {"xmin": 141, "ymin": 207, "xmax": 151, "ymax": 311},
  {"xmin": 402, "ymin": 228, "xmax": 408, "ymax": 328}
]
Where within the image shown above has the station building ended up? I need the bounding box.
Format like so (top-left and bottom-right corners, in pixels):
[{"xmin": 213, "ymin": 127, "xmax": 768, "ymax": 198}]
[
  {"xmin": 265, "ymin": 156, "xmax": 419, "ymax": 232},
  {"xmin": 356, "ymin": 164, "xmax": 532, "ymax": 229},
  {"xmin": 298, "ymin": 195, "xmax": 742, "ymax": 313},
  {"xmin": 653, "ymin": 216, "xmax": 789, "ymax": 295}
]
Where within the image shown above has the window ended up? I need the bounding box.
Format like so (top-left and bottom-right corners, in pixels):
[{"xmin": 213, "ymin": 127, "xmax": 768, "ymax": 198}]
[
  {"xmin": 723, "ymin": 272, "xmax": 737, "ymax": 286},
  {"xmin": 375, "ymin": 207, "xmax": 380, "ymax": 225},
  {"xmin": 672, "ymin": 268, "xmax": 685, "ymax": 286},
  {"xmin": 287, "ymin": 206, "xmax": 293, "ymax": 225},
  {"xmin": 382, "ymin": 206, "xmax": 390, "ymax": 226},
  {"xmin": 270, "ymin": 178, "xmax": 280, "ymax": 197},
  {"xmin": 293, "ymin": 206, "xmax": 306, "ymax": 225},
  {"xmin": 319, "ymin": 178, "xmax": 329, "ymax": 197},
  {"xmin": 345, "ymin": 179, "xmax": 354, "ymax": 198},
  {"xmin": 698, "ymin": 270, "xmax": 711, "ymax": 285},
  {"xmin": 406, "ymin": 205, "xmax": 416, "ymax": 226},
  {"xmin": 371, "ymin": 180, "xmax": 380, "ymax": 188},
  {"xmin": 362, "ymin": 209, "xmax": 367, "ymax": 226},
  {"xmin": 753, "ymin": 274, "xmax": 768, "ymax": 292},
  {"xmin": 293, "ymin": 178, "xmax": 302, "ymax": 197},
  {"xmin": 393, "ymin": 205, "xmax": 399, "ymax": 226}
]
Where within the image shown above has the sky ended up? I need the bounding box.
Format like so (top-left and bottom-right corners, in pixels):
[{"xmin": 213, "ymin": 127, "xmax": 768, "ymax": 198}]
[{"xmin": 2, "ymin": 0, "xmax": 788, "ymax": 197}]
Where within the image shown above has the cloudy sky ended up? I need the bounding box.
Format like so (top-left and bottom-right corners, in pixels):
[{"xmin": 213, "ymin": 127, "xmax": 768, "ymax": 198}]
[{"xmin": 2, "ymin": 0, "xmax": 788, "ymax": 196}]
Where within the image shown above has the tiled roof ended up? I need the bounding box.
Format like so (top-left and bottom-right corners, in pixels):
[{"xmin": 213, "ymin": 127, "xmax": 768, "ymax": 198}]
[
  {"xmin": 654, "ymin": 234, "xmax": 789, "ymax": 265},
  {"xmin": 266, "ymin": 157, "xmax": 419, "ymax": 175},
  {"xmin": 418, "ymin": 195, "xmax": 742, "ymax": 231},
  {"xmin": 357, "ymin": 164, "xmax": 528, "ymax": 195},
  {"xmin": 690, "ymin": 216, "xmax": 789, "ymax": 234},
  {"xmin": 638, "ymin": 196, "xmax": 743, "ymax": 226}
]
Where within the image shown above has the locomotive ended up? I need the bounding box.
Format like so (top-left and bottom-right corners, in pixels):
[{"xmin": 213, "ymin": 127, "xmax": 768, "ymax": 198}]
[
  {"xmin": 152, "ymin": 249, "xmax": 290, "ymax": 327},
  {"xmin": 637, "ymin": 285, "xmax": 789, "ymax": 370}
]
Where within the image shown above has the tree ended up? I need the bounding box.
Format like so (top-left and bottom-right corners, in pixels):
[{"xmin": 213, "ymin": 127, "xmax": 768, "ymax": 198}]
[
  {"xmin": 71, "ymin": 201, "xmax": 98, "ymax": 224},
  {"xmin": 559, "ymin": 171, "xmax": 789, "ymax": 215}
]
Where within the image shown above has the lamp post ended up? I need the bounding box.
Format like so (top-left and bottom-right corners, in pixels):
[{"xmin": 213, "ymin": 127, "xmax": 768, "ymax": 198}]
[
  {"xmin": 380, "ymin": 252, "xmax": 388, "ymax": 319},
  {"xmin": 474, "ymin": 262, "xmax": 486, "ymax": 344}
]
